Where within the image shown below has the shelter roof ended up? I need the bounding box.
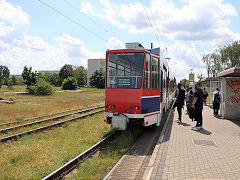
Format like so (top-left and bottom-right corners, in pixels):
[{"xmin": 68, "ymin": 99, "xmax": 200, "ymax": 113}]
[
  {"xmin": 217, "ymin": 67, "xmax": 240, "ymax": 77},
  {"xmin": 202, "ymin": 77, "xmax": 220, "ymax": 82}
]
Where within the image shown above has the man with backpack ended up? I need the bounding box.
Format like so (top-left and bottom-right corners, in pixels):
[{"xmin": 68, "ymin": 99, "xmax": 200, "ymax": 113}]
[{"xmin": 213, "ymin": 88, "xmax": 221, "ymax": 117}]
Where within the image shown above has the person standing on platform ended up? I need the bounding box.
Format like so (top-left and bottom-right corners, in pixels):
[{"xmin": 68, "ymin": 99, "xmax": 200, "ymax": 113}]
[
  {"xmin": 185, "ymin": 88, "xmax": 190, "ymax": 114},
  {"xmin": 192, "ymin": 82, "xmax": 204, "ymax": 130},
  {"xmin": 173, "ymin": 83, "xmax": 185, "ymax": 124},
  {"xmin": 203, "ymin": 88, "xmax": 208, "ymax": 105},
  {"xmin": 188, "ymin": 87, "xmax": 194, "ymax": 120},
  {"xmin": 213, "ymin": 88, "xmax": 221, "ymax": 117}
]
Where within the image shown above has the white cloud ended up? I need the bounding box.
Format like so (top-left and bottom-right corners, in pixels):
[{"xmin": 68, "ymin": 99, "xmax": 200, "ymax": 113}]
[
  {"xmin": 0, "ymin": 0, "xmax": 29, "ymax": 42},
  {"xmin": 0, "ymin": 0, "xmax": 104, "ymax": 74},
  {"xmin": 106, "ymin": 37, "xmax": 124, "ymax": 50},
  {"xmin": 167, "ymin": 42, "xmax": 207, "ymax": 82},
  {"xmin": 80, "ymin": 0, "xmax": 127, "ymax": 29},
  {"xmin": 53, "ymin": 34, "xmax": 91, "ymax": 58},
  {"xmin": 82, "ymin": 0, "xmax": 238, "ymax": 43}
]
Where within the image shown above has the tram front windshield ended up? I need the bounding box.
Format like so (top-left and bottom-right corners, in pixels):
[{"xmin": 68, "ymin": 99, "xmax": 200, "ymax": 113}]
[{"xmin": 107, "ymin": 52, "xmax": 144, "ymax": 89}]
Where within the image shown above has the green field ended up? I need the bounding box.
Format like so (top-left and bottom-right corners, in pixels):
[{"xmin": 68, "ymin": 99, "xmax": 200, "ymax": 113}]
[
  {"xmin": 0, "ymin": 86, "xmax": 105, "ymax": 125},
  {"xmin": 0, "ymin": 87, "xmax": 111, "ymax": 179},
  {"xmin": 0, "ymin": 113, "xmax": 111, "ymax": 179}
]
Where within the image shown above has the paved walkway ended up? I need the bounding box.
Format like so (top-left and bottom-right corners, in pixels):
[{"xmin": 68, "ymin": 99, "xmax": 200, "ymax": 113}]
[{"xmin": 149, "ymin": 106, "xmax": 240, "ymax": 180}]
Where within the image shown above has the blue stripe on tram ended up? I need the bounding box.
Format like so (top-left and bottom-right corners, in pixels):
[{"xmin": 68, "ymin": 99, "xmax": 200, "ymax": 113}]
[{"xmin": 141, "ymin": 96, "xmax": 160, "ymax": 114}]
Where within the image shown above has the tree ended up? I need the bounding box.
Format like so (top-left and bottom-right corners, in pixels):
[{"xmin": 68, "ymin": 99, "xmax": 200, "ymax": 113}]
[
  {"xmin": 39, "ymin": 72, "xmax": 61, "ymax": 87},
  {"xmin": 7, "ymin": 79, "xmax": 14, "ymax": 89},
  {"xmin": 40, "ymin": 72, "xmax": 52, "ymax": 83},
  {"xmin": 61, "ymin": 77, "xmax": 78, "ymax": 90},
  {"xmin": 11, "ymin": 75, "xmax": 18, "ymax": 85},
  {"xmin": 22, "ymin": 66, "xmax": 37, "ymax": 88},
  {"xmin": 74, "ymin": 66, "xmax": 87, "ymax": 87},
  {"xmin": 89, "ymin": 68, "xmax": 105, "ymax": 89},
  {"xmin": 17, "ymin": 76, "xmax": 24, "ymax": 85},
  {"xmin": 180, "ymin": 79, "xmax": 189, "ymax": 89},
  {"xmin": 50, "ymin": 73, "xmax": 61, "ymax": 87},
  {"xmin": 197, "ymin": 73, "xmax": 204, "ymax": 82},
  {"xmin": 0, "ymin": 65, "xmax": 10, "ymax": 88},
  {"xmin": 202, "ymin": 40, "xmax": 240, "ymax": 77},
  {"xmin": 59, "ymin": 64, "xmax": 74, "ymax": 83}
]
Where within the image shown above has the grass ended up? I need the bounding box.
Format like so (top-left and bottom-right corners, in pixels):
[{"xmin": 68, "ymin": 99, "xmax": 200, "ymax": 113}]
[
  {"xmin": 0, "ymin": 87, "xmax": 105, "ymax": 125},
  {"xmin": 0, "ymin": 86, "xmax": 145, "ymax": 179},
  {"xmin": 0, "ymin": 113, "xmax": 112, "ymax": 179},
  {"xmin": 0, "ymin": 85, "xmax": 27, "ymax": 92},
  {"xmin": 0, "ymin": 85, "xmax": 62, "ymax": 92},
  {"xmin": 0, "ymin": 108, "xmax": 104, "ymax": 139},
  {"xmin": 69, "ymin": 127, "xmax": 143, "ymax": 179},
  {"xmin": 0, "ymin": 104, "xmax": 104, "ymax": 129}
]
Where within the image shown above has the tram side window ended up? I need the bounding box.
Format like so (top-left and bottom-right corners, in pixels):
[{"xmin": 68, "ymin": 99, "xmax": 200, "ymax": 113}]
[
  {"xmin": 143, "ymin": 54, "xmax": 150, "ymax": 89},
  {"xmin": 152, "ymin": 57, "xmax": 159, "ymax": 89}
]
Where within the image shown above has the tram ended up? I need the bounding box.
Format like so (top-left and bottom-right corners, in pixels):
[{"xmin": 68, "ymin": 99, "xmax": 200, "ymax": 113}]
[{"xmin": 104, "ymin": 42, "xmax": 175, "ymax": 130}]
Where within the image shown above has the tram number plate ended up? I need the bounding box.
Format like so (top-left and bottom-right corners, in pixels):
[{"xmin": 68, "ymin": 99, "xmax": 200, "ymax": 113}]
[{"xmin": 117, "ymin": 77, "xmax": 132, "ymax": 88}]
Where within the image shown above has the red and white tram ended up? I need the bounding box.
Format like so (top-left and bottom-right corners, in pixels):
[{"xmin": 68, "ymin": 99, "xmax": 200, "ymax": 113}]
[{"xmin": 104, "ymin": 43, "xmax": 175, "ymax": 130}]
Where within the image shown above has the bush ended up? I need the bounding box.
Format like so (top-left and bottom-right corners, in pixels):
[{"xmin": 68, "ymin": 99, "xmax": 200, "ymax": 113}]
[
  {"xmin": 7, "ymin": 79, "xmax": 14, "ymax": 89},
  {"xmin": 89, "ymin": 68, "xmax": 105, "ymax": 89},
  {"xmin": 11, "ymin": 75, "xmax": 18, "ymax": 85},
  {"xmin": 61, "ymin": 77, "xmax": 78, "ymax": 90},
  {"xmin": 28, "ymin": 79, "xmax": 54, "ymax": 95}
]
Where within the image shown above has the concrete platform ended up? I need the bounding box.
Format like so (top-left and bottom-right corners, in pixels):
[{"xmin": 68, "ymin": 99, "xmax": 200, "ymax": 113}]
[{"xmin": 148, "ymin": 106, "xmax": 240, "ymax": 179}]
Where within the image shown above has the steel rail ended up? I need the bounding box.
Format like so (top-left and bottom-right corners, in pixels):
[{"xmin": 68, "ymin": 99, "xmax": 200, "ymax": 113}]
[
  {"xmin": 0, "ymin": 106, "xmax": 104, "ymax": 134},
  {"xmin": 42, "ymin": 130, "xmax": 119, "ymax": 180},
  {"xmin": 0, "ymin": 104, "xmax": 103, "ymax": 127},
  {"xmin": 0, "ymin": 109, "xmax": 104, "ymax": 143}
]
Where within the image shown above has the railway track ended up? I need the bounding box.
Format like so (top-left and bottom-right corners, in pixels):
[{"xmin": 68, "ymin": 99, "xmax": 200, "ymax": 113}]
[
  {"xmin": 42, "ymin": 130, "xmax": 120, "ymax": 180},
  {"xmin": 0, "ymin": 106, "xmax": 105, "ymax": 143},
  {"xmin": 40, "ymin": 103, "xmax": 173, "ymax": 179},
  {"xmin": 0, "ymin": 104, "xmax": 103, "ymax": 128}
]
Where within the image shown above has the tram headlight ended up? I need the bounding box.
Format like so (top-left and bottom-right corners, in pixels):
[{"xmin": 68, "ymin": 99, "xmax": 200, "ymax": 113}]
[
  {"xmin": 130, "ymin": 106, "xmax": 140, "ymax": 110},
  {"xmin": 106, "ymin": 105, "xmax": 116, "ymax": 109}
]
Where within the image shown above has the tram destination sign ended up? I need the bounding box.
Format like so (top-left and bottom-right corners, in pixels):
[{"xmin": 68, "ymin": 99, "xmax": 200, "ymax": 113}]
[{"xmin": 117, "ymin": 77, "xmax": 132, "ymax": 88}]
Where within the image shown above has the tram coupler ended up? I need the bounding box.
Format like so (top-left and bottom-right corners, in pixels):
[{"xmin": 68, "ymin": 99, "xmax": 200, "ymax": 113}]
[{"xmin": 111, "ymin": 114, "xmax": 128, "ymax": 130}]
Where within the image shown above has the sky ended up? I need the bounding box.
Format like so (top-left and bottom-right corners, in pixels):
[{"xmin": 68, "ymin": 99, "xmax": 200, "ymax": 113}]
[{"xmin": 0, "ymin": 0, "xmax": 240, "ymax": 82}]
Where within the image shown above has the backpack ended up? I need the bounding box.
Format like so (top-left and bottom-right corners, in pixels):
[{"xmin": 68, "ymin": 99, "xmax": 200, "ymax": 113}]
[{"xmin": 214, "ymin": 92, "xmax": 221, "ymax": 103}]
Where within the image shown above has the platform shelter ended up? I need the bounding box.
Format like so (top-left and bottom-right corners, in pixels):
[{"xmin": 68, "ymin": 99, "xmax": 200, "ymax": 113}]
[
  {"xmin": 217, "ymin": 67, "xmax": 240, "ymax": 120},
  {"xmin": 201, "ymin": 77, "xmax": 221, "ymax": 107}
]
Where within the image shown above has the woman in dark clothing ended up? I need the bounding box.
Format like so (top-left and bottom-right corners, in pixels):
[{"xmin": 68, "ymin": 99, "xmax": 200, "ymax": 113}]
[{"xmin": 203, "ymin": 88, "xmax": 208, "ymax": 105}]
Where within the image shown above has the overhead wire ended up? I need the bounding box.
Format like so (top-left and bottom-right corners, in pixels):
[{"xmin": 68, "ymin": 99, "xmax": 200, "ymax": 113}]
[
  {"xmin": 139, "ymin": 0, "xmax": 161, "ymax": 48},
  {"xmin": 63, "ymin": 0, "xmax": 118, "ymax": 38},
  {"xmin": 145, "ymin": 0, "xmax": 168, "ymax": 55},
  {"xmin": 145, "ymin": 0, "xmax": 161, "ymax": 36},
  {"xmin": 37, "ymin": 0, "xmax": 107, "ymax": 42}
]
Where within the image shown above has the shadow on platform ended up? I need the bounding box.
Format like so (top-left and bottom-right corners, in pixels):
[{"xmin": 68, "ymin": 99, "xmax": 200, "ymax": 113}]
[
  {"xmin": 192, "ymin": 128, "xmax": 212, "ymax": 135},
  {"xmin": 128, "ymin": 108, "xmax": 174, "ymax": 156}
]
